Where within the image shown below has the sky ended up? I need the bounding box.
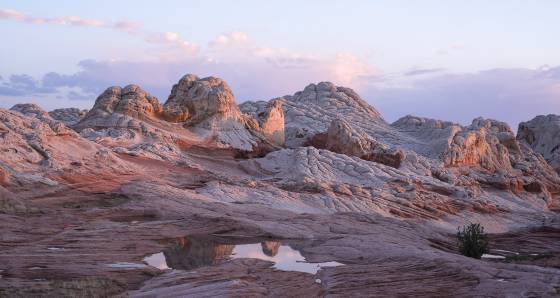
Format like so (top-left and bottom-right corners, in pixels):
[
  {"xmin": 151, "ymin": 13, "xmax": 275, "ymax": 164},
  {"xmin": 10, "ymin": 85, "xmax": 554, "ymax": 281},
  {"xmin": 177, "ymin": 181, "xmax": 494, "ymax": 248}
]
[{"xmin": 1, "ymin": 0, "xmax": 559, "ymax": 128}]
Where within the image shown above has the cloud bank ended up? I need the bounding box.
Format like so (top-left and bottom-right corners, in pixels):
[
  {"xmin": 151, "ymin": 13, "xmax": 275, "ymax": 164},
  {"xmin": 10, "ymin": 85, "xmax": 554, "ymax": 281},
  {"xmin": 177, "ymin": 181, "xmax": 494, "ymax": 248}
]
[
  {"xmin": 365, "ymin": 67, "xmax": 560, "ymax": 128},
  {"xmin": 1, "ymin": 8, "xmax": 559, "ymax": 129}
]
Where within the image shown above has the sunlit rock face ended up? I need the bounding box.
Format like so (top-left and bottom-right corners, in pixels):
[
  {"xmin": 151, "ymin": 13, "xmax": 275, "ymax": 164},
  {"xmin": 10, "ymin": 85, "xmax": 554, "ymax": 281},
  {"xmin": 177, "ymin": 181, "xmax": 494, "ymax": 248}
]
[
  {"xmin": 163, "ymin": 74, "xmax": 276, "ymax": 152},
  {"xmin": 442, "ymin": 118, "xmax": 519, "ymax": 171},
  {"xmin": 164, "ymin": 74, "xmax": 241, "ymax": 124},
  {"xmin": 239, "ymin": 99, "xmax": 285, "ymax": 146},
  {"xmin": 518, "ymin": 114, "xmax": 560, "ymax": 174},
  {"xmin": 393, "ymin": 115, "xmax": 560, "ymax": 195},
  {"xmin": 66, "ymin": 74, "xmax": 284, "ymax": 156}
]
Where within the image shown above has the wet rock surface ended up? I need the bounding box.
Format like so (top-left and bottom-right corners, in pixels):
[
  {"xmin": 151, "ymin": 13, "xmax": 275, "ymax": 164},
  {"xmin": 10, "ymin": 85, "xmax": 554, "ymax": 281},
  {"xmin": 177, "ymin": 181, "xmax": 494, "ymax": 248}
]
[{"xmin": 1, "ymin": 74, "xmax": 560, "ymax": 297}]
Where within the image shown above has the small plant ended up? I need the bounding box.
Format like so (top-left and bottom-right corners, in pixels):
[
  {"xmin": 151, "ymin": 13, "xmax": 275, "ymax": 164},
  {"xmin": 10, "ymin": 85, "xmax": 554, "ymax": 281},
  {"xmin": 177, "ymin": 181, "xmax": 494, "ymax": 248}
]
[{"xmin": 457, "ymin": 223, "xmax": 489, "ymax": 259}]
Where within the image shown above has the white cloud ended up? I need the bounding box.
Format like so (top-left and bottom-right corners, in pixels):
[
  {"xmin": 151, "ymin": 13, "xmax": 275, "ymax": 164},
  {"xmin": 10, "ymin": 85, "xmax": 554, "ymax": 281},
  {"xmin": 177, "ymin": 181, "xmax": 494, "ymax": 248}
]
[
  {"xmin": 145, "ymin": 32, "xmax": 199, "ymax": 55},
  {"xmin": 209, "ymin": 31, "xmax": 249, "ymax": 48}
]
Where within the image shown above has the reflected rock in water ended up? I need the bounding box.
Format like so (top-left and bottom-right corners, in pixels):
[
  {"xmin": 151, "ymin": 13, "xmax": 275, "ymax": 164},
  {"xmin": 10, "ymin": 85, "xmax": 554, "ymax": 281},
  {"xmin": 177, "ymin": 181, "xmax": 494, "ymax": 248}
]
[
  {"xmin": 145, "ymin": 236, "xmax": 343, "ymax": 274},
  {"xmin": 162, "ymin": 236, "xmax": 235, "ymax": 270},
  {"xmin": 261, "ymin": 241, "xmax": 281, "ymax": 257}
]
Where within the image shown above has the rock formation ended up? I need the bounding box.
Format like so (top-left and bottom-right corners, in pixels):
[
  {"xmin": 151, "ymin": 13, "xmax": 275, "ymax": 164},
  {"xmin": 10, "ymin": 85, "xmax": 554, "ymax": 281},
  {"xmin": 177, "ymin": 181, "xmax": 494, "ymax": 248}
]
[
  {"xmin": 517, "ymin": 114, "xmax": 560, "ymax": 173},
  {"xmin": 239, "ymin": 99, "xmax": 285, "ymax": 146},
  {"xmin": 2, "ymin": 74, "xmax": 560, "ymax": 297},
  {"xmin": 277, "ymin": 82, "xmax": 391, "ymax": 147},
  {"xmin": 164, "ymin": 74, "xmax": 239, "ymax": 124},
  {"xmin": 49, "ymin": 108, "xmax": 88, "ymax": 126},
  {"xmin": 71, "ymin": 75, "xmax": 284, "ymax": 156},
  {"xmin": 74, "ymin": 85, "xmax": 164, "ymax": 130},
  {"xmin": 305, "ymin": 118, "xmax": 404, "ymax": 168}
]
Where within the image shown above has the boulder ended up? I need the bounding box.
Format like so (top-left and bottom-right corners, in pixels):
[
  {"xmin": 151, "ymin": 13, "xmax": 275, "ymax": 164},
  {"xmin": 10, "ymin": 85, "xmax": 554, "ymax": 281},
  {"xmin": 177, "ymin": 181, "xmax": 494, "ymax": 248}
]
[{"xmin": 164, "ymin": 74, "xmax": 240, "ymax": 124}]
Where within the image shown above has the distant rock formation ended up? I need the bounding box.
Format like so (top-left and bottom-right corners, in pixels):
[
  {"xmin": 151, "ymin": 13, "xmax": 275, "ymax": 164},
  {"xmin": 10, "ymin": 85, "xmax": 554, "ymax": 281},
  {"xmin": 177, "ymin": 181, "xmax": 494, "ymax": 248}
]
[
  {"xmin": 518, "ymin": 115, "xmax": 560, "ymax": 173},
  {"xmin": 442, "ymin": 118, "xmax": 519, "ymax": 171},
  {"xmin": 279, "ymin": 82, "xmax": 388, "ymax": 147},
  {"xmin": 164, "ymin": 74, "xmax": 240, "ymax": 124},
  {"xmin": 74, "ymin": 85, "xmax": 164, "ymax": 130},
  {"xmin": 393, "ymin": 115, "xmax": 560, "ymax": 195},
  {"xmin": 306, "ymin": 118, "xmax": 403, "ymax": 168},
  {"xmin": 69, "ymin": 74, "xmax": 284, "ymax": 157},
  {"xmin": 164, "ymin": 74, "xmax": 283, "ymax": 152},
  {"xmin": 49, "ymin": 108, "xmax": 88, "ymax": 126}
]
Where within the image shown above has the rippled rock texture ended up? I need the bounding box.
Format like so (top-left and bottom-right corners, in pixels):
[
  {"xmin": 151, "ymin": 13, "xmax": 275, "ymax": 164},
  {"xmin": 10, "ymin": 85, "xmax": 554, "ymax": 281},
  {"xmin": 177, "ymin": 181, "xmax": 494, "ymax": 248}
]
[{"xmin": 1, "ymin": 73, "xmax": 560, "ymax": 297}]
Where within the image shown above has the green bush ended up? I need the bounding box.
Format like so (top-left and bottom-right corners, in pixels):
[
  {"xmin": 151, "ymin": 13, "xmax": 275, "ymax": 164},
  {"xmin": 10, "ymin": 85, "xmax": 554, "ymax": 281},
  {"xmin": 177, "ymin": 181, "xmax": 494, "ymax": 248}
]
[{"xmin": 457, "ymin": 223, "xmax": 489, "ymax": 259}]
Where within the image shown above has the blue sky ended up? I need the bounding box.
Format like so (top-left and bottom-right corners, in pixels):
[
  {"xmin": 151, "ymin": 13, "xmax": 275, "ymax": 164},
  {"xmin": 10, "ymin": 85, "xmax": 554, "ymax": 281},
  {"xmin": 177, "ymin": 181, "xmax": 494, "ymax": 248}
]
[{"xmin": 1, "ymin": 0, "xmax": 560, "ymax": 127}]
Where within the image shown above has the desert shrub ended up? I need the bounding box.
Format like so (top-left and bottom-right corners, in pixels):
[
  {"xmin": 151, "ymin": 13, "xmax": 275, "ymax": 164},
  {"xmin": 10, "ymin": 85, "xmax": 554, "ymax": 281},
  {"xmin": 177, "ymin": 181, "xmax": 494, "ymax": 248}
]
[{"xmin": 457, "ymin": 223, "xmax": 488, "ymax": 259}]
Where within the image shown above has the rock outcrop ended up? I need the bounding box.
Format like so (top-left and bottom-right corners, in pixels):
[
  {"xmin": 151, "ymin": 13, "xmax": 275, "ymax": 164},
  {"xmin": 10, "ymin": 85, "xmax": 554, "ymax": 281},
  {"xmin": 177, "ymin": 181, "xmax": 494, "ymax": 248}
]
[
  {"xmin": 517, "ymin": 114, "xmax": 560, "ymax": 173},
  {"xmin": 75, "ymin": 85, "xmax": 164, "ymax": 130},
  {"xmin": 239, "ymin": 99, "xmax": 285, "ymax": 146},
  {"xmin": 306, "ymin": 118, "xmax": 403, "ymax": 168},
  {"xmin": 442, "ymin": 118, "xmax": 519, "ymax": 171},
  {"xmin": 164, "ymin": 74, "xmax": 239, "ymax": 124},
  {"xmin": 163, "ymin": 74, "xmax": 281, "ymax": 152},
  {"xmin": 0, "ymin": 108, "xmax": 132, "ymax": 180},
  {"xmin": 394, "ymin": 115, "xmax": 560, "ymax": 195},
  {"xmin": 3, "ymin": 75, "xmax": 560, "ymax": 298},
  {"xmin": 69, "ymin": 75, "xmax": 284, "ymax": 156},
  {"xmin": 49, "ymin": 108, "xmax": 88, "ymax": 126},
  {"xmin": 278, "ymin": 82, "xmax": 396, "ymax": 147}
]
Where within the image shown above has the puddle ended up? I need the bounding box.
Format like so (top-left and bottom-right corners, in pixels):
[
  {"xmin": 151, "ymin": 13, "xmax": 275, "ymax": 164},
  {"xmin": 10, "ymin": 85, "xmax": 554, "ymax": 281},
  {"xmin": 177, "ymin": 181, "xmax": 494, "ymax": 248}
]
[
  {"xmin": 143, "ymin": 252, "xmax": 169, "ymax": 270},
  {"xmin": 143, "ymin": 236, "xmax": 342, "ymax": 274},
  {"xmin": 107, "ymin": 262, "xmax": 148, "ymax": 269},
  {"xmin": 482, "ymin": 254, "xmax": 506, "ymax": 259}
]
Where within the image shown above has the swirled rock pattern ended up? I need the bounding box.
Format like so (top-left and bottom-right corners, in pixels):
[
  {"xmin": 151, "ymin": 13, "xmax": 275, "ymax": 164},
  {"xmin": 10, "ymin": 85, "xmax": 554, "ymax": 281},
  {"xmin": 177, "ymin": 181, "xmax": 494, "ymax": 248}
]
[{"xmin": 1, "ymin": 74, "xmax": 560, "ymax": 297}]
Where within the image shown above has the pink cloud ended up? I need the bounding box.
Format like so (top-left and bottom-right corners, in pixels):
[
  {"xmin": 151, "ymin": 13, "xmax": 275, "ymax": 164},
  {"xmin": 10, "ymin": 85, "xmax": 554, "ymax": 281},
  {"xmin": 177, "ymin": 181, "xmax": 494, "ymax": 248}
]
[{"xmin": 0, "ymin": 8, "xmax": 25, "ymax": 20}]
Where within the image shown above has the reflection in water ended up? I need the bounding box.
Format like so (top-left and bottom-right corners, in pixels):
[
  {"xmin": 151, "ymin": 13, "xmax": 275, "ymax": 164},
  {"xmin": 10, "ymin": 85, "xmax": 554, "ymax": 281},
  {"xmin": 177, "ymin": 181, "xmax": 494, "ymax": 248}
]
[
  {"xmin": 143, "ymin": 236, "xmax": 343, "ymax": 274},
  {"xmin": 261, "ymin": 241, "xmax": 280, "ymax": 257},
  {"xmin": 163, "ymin": 237, "xmax": 234, "ymax": 271}
]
